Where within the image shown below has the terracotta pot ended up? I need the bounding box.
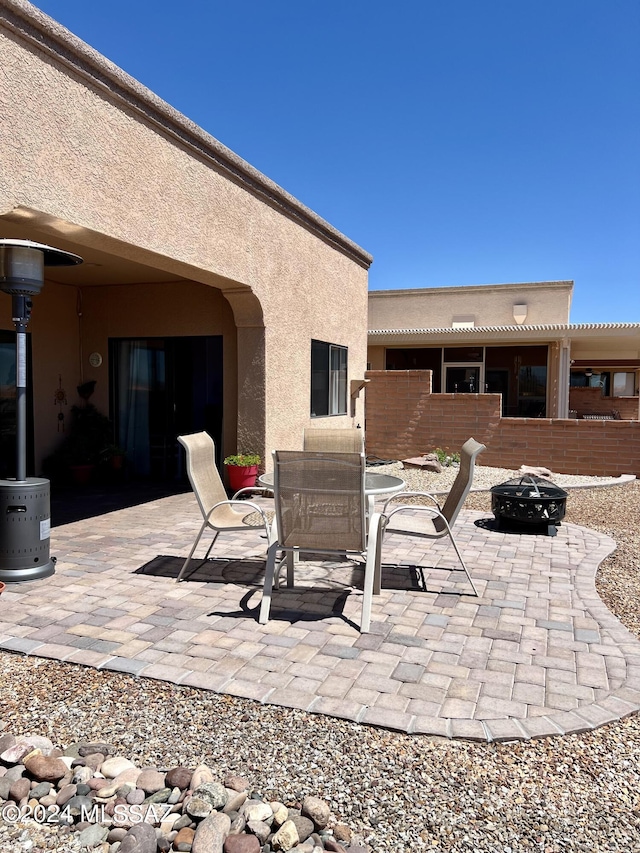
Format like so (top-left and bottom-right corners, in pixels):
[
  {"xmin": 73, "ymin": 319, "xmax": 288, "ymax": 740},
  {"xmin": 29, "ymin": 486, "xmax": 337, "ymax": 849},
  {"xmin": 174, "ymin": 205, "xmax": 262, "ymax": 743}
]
[
  {"xmin": 226, "ymin": 464, "xmax": 258, "ymax": 492},
  {"xmin": 70, "ymin": 464, "xmax": 95, "ymax": 485}
]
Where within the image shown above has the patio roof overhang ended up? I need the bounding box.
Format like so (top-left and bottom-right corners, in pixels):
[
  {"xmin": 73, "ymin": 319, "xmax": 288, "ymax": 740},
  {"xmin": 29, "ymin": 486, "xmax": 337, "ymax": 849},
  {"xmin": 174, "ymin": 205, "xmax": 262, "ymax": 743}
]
[{"xmin": 368, "ymin": 322, "xmax": 640, "ymax": 348}]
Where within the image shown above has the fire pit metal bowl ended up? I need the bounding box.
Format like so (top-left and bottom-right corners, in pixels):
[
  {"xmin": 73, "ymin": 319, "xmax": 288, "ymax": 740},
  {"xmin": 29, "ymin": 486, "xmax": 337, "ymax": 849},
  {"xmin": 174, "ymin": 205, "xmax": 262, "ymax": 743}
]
[{"xmin": 490, "ymin": 475, "xmax": 568, "ymax": 536}]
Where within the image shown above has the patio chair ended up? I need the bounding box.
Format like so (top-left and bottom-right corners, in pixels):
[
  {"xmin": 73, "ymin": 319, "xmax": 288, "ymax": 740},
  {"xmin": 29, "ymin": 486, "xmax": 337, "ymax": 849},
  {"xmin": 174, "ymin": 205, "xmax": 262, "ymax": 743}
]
[
  {"xmin": 176, "ymin": 432, "xmax": 272, "ymax": 583},
  {"xmin": 303, "ymin": 427, "xmax": 364, "ymax": 453},
  {"xmin": 375, "ymin": 437, "xmax": 486, "ymax": 596},
  {"xmin": 258, "ymin": 449, "xmax": 383, "ymax": 632}
]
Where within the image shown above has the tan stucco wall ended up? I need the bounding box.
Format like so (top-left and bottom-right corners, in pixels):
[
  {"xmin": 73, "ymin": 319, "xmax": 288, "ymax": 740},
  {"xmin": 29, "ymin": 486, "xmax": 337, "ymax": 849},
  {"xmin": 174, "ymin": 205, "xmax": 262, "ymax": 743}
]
[
  {"xmin": 368, "ymin": 282, "xmax": 573, "ymax": 330},
  {"xmin": 0, "ymin": 1, "xmax": 370, "ymax": 463}
]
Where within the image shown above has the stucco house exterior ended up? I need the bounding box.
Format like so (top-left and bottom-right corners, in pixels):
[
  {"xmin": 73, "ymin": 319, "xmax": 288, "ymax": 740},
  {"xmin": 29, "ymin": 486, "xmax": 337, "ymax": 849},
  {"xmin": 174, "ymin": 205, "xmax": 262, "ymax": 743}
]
[
  {"xmin": 368, "ymin": 281, "xmax": 640, "ymax": 421},
  {"xmin": 0, "ymin": 0, "xmax": 372, "ymax": 480}
]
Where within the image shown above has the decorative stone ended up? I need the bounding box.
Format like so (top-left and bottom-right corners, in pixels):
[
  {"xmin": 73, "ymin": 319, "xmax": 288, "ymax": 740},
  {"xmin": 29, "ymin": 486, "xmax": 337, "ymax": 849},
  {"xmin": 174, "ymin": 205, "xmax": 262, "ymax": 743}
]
[
  {"xmin": 9, "ymin": 777, "xmax": 30, "ymax": 803},
  {"xmin": 2, "ymin": 736, "xmax": 54, "ymax": 764},
  {"xmin": 174, "ymin": 827, "xmax": 196, "ymax": 851},
  {"xmin": 55, "ymin": 783, "xmax": 77, "ymax": 806},
  {"xmin": 30, "ymin": 781, "xmax": 52, "ymax": 799},
  {"xmin": 301, "ymin": 796, "xmax": 330, "ymax": 830},
  {"xmin": 144, "ymin": 787, "xmax": 172, "ymax": 804},
  {"xmin": 193, "ymin": 781, "xmax": 227, "ymax": 810},
  {"xmin": 118, "ymin": 821, "xmax": 158, "ymax": 853},
  {"xmin": 271, "ymin": 819, "xmax": 300, "ymax": 851},
  {"xmin": 101, "ymin": 756, "xmax": 137, "ymax": 778},
  {"xmin": 246, "ymin": 820, "xmax": 270, "ymax": 844},
  {"xmin": 186, "ymin": 796, "xmax": 213, "ymax": 819},
  {"xmin": 224, "ymin": 834, "xmax": 261, "ymax": 853},
  {"xmin": 3, "ymin": 766, "xmax": 26, "ymax": 783},
  {"xmin": 324, "ymin": 840, "xmax": 349, "ymax": 852},
  {"xmin": 223, "ymin": 774, "xmax": 251, "ymax": 793},
  {"xmin": 166, "ymin": 766, "xmax": 193, "ymax": 790},
  {"xmin": 137, "ymin": 767, "xmax": 166, "ymax": 793},
  {"xmin": 228, "ymin": 814, "xmax": 247, "ymax": 835},
  {"xmin": 0, "ymin": 733, "xmax": 16, "ymax": 754},
  {"xmin": 63, "ymin": 795, "xmax": 94, "ymax": 817},
  {"xmin": 127, "ymin": 787, "xmax": 146, "ymax": 805},
  {"xmin": 78, "ymin": 742, "xmax": 114, "ymax": 758},
  {"xmin": 24, "ymin": 753, "xmax": 69, "ymax": 783},
  {"xmin": 333, "ymin": 823, "xmax": 352, "ymax": 842},
  {"xmin": 191, "ymin": 811, "xmax": 231, "ymax": 853},
  {"xmin": 189, "ymin": 764, "xmax": 215, "ymax": 790},
  {"xmin": 77, "ymin": 824, "xmax": 109, "ymax": 848},
  {"xmin": 291, "ymin": 815, "xmax": 315, "ymax": 843},
  {"xmin": 270, "ymin": 802, "xmax": 288, "ymax": 826},
  {"xmin": 241, "ymin": 800, "xmax": 273, "ymax": 823},
  {"xmin": 84, "ymin": 753, "xmax": 106, "ymax": 771},
  {"xmin": 168, "ymin": 786, "xmax": 182, "ymax": 804},
  {"xmin": 107, "ymin": 827, "xmax": 128, "ymax": 844},
  {"xmin": 223, "ymin": 789, "xmax": 247, "ymax": 814},
  {"xmin": 72, "ymin": 765, "xmax": 93, "ymax": 784},
  {"xmin": 96, "ymin": 767, "xmax": 141, "ymax": 797}
]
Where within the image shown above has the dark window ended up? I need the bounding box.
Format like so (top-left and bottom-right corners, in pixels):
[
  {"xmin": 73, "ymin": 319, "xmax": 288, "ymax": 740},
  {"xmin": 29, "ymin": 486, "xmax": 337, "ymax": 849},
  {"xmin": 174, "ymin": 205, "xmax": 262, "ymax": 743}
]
[{"xmin": 311, "ymin": 340, "xmax": 347, "ymax": 417}]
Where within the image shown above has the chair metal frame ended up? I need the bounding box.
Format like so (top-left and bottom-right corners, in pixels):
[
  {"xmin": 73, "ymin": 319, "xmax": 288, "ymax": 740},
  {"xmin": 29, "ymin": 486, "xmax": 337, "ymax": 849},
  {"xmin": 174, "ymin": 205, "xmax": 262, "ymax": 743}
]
[
  {"xmin": 258, "ymin": 449, "xmax": 382, "ymax": 632},
  {"xmin": 177, "ymin": 432, "xmax": 272, "ymax": 583}
]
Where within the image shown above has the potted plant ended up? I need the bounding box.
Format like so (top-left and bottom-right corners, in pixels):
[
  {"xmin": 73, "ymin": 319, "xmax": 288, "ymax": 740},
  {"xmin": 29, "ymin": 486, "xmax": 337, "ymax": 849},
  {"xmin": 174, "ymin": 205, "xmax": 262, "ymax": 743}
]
[
  {"xmin": 43, "ymin": 401, "xmax": 115, "ymax": 486},
  {"xmin": 223, "ymin": 452, "xmax": 261, "ymax": 492},
  {"xmin": 101, "ymin": 443, "xmax": 126, "ymax": 471}
]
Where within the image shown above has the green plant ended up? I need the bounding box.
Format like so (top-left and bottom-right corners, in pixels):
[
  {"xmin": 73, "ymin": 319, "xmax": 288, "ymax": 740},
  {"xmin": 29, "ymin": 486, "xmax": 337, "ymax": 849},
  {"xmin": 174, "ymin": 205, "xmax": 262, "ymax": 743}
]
[
  {"xmin": 223, "ymin": 453, "xmax": 261, "ymax": 467},
  {"xmin": 434, "ymin": 447, "xmax": 460, "ymax": 467},
  {"xmin": 101, "ymin": 443, "xmax": 126, "ymax": 460}
]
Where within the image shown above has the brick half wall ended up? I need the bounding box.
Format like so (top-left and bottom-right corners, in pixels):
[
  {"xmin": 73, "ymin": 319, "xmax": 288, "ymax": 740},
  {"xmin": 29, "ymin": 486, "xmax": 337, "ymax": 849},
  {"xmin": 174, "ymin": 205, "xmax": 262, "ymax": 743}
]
[{"xmin": 365, "ymin": 370, "xmax": 640, "ymax": 476}]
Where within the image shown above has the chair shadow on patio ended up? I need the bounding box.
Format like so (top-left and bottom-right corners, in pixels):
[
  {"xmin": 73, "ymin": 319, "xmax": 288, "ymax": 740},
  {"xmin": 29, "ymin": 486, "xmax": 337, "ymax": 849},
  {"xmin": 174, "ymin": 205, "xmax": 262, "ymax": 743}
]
[{"xmin": 134, "ymin": 553, "xmax": 474, "ymax": 626}]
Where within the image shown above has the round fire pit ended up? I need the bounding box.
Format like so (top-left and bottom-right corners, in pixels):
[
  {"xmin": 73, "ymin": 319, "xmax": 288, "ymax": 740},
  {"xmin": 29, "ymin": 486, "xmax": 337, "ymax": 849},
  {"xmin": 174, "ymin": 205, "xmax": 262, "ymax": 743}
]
[{"xmin": 490, "ymin": 475, "xmax": 568, "ymax": 536}]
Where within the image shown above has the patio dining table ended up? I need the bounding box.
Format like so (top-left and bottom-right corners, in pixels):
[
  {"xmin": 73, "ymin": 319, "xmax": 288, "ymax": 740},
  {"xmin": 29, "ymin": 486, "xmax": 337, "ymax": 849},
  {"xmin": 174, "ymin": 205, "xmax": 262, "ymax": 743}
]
[{"xmin": 258, "ymin": 469, "xmax": 406, "ymax": 523}]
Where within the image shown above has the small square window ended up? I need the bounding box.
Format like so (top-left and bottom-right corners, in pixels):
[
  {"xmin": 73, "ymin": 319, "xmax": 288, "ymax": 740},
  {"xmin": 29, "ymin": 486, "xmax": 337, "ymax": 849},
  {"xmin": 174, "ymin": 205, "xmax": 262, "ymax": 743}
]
[{"xmin": 311, "ymin": 340, "xmax": 347, "ymax": 417}]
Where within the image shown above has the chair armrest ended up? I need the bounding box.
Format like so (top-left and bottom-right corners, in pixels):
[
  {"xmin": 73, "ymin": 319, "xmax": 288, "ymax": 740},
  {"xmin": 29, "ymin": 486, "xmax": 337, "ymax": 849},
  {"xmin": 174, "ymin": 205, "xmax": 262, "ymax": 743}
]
[
  {"xmin": 383, "ymin": 502, "xmax": 453, "ymax": 536},
  {"xmin": 382, "ymin": 490, "xmax": 442, "ymax": 514},
  {"xmin": 205, "ymin": 499, "xmax": 272, "ymax": 537}
]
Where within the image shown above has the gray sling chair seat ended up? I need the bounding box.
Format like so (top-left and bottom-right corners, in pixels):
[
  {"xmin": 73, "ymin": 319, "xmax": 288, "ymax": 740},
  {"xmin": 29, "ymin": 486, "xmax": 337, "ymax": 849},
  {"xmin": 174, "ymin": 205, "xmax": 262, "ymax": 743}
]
[
  {"xmin": 176, "ymin": 432, "xmax": 272, "ymax": 583},
  {"xmin": 258, "ymin": 450, "xmax": 383, "ymax": 632},
  {"xmin": 371, "ymin": 437, "xmax": 486, "ymax": 597},
  {"xmin": 303, "ymin": 427, "xmax": 364, "ymax": 453}
]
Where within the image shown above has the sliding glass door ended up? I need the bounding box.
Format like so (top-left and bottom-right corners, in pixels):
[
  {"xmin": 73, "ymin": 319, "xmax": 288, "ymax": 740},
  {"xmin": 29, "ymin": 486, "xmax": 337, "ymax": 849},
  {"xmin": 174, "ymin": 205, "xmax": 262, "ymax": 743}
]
[{"xmin": 110, "ymin": 336, "xmax": 223, "ymax": 480}]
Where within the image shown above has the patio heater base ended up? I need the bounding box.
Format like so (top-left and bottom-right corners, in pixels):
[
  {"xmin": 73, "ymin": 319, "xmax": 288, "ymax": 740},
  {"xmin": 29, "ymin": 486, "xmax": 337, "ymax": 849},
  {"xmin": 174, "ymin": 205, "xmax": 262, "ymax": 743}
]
[{"xmin": 0, "ymin": 478, "xmax": 55, "ymax": 583}]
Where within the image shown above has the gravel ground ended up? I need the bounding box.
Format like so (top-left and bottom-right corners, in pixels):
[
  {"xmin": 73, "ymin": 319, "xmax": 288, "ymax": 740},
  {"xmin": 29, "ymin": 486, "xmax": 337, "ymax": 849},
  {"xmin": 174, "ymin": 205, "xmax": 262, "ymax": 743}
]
[{"xmin": 1, "ymin": 470, "xmax": 639, "ymax": 852}]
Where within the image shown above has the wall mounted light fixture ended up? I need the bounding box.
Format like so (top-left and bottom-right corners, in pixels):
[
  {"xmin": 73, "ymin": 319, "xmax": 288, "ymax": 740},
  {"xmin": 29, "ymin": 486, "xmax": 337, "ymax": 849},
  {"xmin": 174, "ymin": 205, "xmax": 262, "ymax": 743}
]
[{"xmin": 513, "ymin": 303, "xmax": 528, "ymax": 324}]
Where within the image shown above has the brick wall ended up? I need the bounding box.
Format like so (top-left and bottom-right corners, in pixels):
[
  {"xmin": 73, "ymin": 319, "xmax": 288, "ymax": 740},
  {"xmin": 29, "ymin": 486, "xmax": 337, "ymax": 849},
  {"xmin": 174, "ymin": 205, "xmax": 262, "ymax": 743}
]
[
  {"xmin": 569, "ymin": 387, "xmax": 639, "ymax": 420},
  {"xmin": 365, "ymin": 370, "xmax": 640, "ymax": 476}
]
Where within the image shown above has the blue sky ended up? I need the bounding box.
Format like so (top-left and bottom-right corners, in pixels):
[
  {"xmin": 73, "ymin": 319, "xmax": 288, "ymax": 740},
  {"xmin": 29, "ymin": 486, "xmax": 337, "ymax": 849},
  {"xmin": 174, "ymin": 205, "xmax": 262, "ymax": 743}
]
[{"xmin": 33, "ymin": 0, "xmax": 639, "ymax": 323}]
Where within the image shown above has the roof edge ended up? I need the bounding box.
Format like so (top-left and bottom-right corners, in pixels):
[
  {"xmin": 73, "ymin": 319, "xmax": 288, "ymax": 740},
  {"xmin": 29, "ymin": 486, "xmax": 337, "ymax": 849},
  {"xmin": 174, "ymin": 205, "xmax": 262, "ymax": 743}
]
[
  {"xmin": 2, "ymin": 0, "xmax": 373, "ymax": 269},
  {"xmin": 369, "ymin": 322, "xmax": 640, "ymax": 335},
  {"xmin": 369, "ymin": 281, "xmax": 574, "ymax": 297}
]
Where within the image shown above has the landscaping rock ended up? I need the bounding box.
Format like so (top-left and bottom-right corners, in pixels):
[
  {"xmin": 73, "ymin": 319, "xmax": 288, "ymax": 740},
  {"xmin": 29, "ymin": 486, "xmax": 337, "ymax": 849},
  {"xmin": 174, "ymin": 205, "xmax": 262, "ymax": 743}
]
[{"xmin": 192, "ymin": 811, "xmax": 231, "ymax": 853}]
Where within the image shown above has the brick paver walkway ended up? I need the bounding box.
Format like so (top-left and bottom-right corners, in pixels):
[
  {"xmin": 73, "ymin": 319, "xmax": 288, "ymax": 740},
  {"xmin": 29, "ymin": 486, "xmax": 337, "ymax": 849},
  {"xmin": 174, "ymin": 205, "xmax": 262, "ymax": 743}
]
[{"xmin": 1, "ymin": 492, "xmax": 639, "ymax": 741}]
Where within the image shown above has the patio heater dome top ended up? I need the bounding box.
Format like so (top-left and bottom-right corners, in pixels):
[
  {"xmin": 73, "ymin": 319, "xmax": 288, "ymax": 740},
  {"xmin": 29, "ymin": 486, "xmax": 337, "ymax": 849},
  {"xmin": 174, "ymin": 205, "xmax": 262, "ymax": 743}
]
[
  {"xmin": 0, "ymin": 238, "xmax": 82, "ymax": 297},
  {"xmin": 0, "ymin": 238, "xmax": 83, "ymax": 266}
]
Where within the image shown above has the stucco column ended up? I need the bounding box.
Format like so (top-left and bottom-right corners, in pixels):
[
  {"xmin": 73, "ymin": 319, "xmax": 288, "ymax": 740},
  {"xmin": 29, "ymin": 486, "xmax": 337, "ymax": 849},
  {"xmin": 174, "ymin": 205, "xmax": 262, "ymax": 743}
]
[
  {"xmin": 224, "ymin": 289, "xmax": 267, "ymax": 463},
  {"xmin": 557, "ymin": 338, "xmax": 571, "ymax": 419}
]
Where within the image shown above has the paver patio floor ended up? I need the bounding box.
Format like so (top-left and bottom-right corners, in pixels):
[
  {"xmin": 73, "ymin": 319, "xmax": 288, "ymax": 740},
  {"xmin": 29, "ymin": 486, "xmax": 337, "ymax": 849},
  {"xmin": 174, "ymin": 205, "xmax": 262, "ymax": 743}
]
[{"xmin": 1, "ymin": 491, "xmax": 639, "ymax": 742}]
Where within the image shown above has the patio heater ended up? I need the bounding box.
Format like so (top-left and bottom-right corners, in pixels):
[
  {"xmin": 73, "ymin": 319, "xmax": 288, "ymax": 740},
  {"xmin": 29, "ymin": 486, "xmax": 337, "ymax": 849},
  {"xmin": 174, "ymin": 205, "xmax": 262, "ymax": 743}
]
[{"xmin": 0, "ymin": 239, "xmax": 82, "ymax": 582}]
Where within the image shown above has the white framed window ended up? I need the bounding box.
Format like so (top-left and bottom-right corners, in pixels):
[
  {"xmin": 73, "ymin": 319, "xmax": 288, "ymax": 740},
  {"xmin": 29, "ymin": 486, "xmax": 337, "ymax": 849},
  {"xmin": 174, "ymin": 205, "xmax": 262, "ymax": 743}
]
[{"xmin": 311, "ymin": 340, "xmax": 347, "ymax": 417}]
